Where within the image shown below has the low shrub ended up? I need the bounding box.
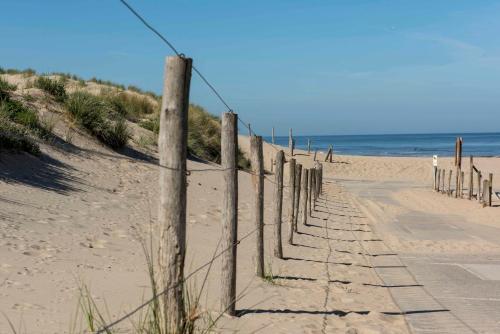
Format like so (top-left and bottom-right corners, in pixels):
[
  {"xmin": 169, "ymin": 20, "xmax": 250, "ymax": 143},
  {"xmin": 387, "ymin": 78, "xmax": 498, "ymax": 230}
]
[{"xmin": 34, "ymin": 76, "xmax": 67, "ymax": 102}]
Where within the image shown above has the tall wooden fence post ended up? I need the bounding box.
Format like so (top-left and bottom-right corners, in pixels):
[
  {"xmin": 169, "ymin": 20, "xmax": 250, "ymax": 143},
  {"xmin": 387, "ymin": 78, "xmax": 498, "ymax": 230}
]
[
  {"xmin": 461, "ymin": 171, "xmax": 465, "ymax": 198},
  {"xmin": 250, "ymin": 135, "xmax": 264, "ymax": 277},
  {"xmin": 287, "ymin": 158, "xmax": 296, "ymax": 245},
  {"xmin": 489, "ymin": 173, "xmax": 493, "ymax": 207},
  {"xmin": 273, "ymin": 150, "xmax": 285, "ymax": 259},
  {"xmin": 448, "ymin": 170, "xmax": 452, "ymax": 196},
  {"xmin": 158, "ymin": 56, "xmax": 192, "ymax": 332},
  {"xmin": 441, "ymin": 169, "xmax": 445, "ymax": 193},
  {"xmin": 301, "ymin": 169, "xmax": 309, "ymax": 227},
  {"xmin": 307, "ymin": 138, "xmax": 311, "ymax": 154},
  {"xmin": 289, "ymin": 128, "xmax": 294, "ymax": 157},
  {"xmin": 221, "ymin": 112, "xmax": 238, "ymax": 315},
  {"xmin": 468, "ymin": 156, "xmax": 473, "ymax": 200},
  {"xmin": 477, "ymin": 171, "xmax": 482, "ymax": 202},
  {"xmin": 311, "ymin": 168, "xmax": 316, "ymax": 211},
  {"xmin": 308, "ymin": 168, "xmax": 313, "ymax": 217},
  {"xmin": 272, "ymin": 127, "xmax": 275, "ymax": 144},
  {"xmin": 293, "ymin": 164, "xmax": 302, "ymax": 234},
  {"xmin": 437, "ymin": 167, "xmax": 441, "ymax": 192},
  {"xmin": 482, "ymin": 179, "xmax": 489, "ymax": 206}
]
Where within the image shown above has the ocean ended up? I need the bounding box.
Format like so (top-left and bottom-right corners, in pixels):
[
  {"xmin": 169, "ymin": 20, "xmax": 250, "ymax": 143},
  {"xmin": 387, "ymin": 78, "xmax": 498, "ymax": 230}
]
[{"xmin": 265, "ymin": 133, "xmax": 500, "ymax": 157}]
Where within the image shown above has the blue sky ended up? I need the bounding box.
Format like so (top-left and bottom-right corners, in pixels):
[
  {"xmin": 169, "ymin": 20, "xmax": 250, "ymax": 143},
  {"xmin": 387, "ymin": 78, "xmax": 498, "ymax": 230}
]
[{"xmin": 1, "ymin": 0, "xmax": 500, "ymax": 135}]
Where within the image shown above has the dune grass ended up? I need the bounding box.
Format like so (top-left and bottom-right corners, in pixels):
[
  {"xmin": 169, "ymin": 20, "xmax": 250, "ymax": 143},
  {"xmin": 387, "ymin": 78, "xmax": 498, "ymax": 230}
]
[
  {"xmin": 34, "ymin": 76, "xmax": 67, "ymax": 102},
  {"xmin": 0, "ymin": 80, "xmax": 52, "ymax": 154},
  {"xmin": 65, "ymin": 91, "xmax": 130, "ymax": 149},
  {"xmin": 102, "ymin": 90, "xmax": 156, "ymax": 121}
]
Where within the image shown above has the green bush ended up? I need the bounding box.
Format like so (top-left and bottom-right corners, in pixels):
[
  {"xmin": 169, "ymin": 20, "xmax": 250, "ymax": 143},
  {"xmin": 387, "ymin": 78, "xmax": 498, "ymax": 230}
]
[
  {"xmin": 65, "ymin": 91, "xmax": 130, "ymax": 148},
  {"xmin": 34, "ymin": 76, "xmax": 67, "ymax": 102}
]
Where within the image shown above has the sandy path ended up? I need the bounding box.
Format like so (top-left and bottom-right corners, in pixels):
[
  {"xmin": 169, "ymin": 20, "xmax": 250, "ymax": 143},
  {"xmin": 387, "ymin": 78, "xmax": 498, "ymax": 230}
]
[{"xmin": 0, "ymin": 139, "xmax": 410, "ymax": 333}]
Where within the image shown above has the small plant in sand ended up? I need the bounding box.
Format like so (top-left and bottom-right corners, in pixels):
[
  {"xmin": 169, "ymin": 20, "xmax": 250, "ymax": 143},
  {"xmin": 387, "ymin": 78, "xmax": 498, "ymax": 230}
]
[
  {"xmin": 263, "ymin": 260, "xmax": 279, "ymax": 285},
  {"xmin": 72, "ymin": 226, "xmax": 222, "ymax": 334}
]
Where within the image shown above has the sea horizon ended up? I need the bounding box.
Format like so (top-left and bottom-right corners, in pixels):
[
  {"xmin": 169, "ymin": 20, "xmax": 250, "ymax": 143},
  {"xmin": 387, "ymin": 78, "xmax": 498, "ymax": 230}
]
[{"xmin": 265, "ymin": 132, "xmax": 500, "ymax": 157}]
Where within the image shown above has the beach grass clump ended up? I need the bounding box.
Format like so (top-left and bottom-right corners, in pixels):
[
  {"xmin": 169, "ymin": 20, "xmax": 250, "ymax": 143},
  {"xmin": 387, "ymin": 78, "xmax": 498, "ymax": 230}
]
[
  {"xmin": 0, "ymin": 77, "xmax": 17, "ymax": 101},
  {"xmin": 0, "ymin": 97, "xmax": 52, "ymax": 140},
  {"xmin": 188, "ymin": 104, "xmax": 222, "ymax": 162},
  {"xmin": 139, "ymin": 104, "xmax": 250, "ymax": 168},
  {"xmin": 65, "ymin": 91, "xmax": 130, "ymax": 148},
  {"xmin": 103, "ymin": 91, "xmax": 156, "ymax": 121},
  {"xmin": 0, "ymin": 67, "xmax": 36, "ymax": 76},
  {"xmin": 0, "ymin": 119, "xmax": 40, "ymax": 155},
  {"xmin": 89, "ymin": 77, "xmax": 126, "ymax": 90},
  {"xmin": 34, "ymin": 76, "xmax": 67, "ymax": 102}
]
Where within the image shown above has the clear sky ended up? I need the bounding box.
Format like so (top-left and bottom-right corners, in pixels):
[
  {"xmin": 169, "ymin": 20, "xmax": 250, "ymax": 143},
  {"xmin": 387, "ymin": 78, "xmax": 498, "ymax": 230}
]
[{"xmin": 1, "ymin": 0, "xmax": 499, "ymax": 135}]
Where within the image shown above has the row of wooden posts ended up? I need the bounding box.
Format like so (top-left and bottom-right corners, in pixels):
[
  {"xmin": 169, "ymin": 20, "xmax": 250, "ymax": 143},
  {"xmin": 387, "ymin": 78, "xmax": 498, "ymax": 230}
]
[
  {"xmin": 433, "ymin": 137, "xmax": 494, "ymax": 207},
  {"xmin": 270, "ymin": 128, "xmax": 335, "ymax": 164},
  {"xmin": 158, "ymin": 55, "xmax": 326, "ymax": 330}
]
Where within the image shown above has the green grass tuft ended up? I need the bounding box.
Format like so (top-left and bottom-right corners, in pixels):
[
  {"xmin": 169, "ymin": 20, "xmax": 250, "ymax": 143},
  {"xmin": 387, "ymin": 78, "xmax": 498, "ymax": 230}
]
[
  {"xmin": 0, "ymin": 119, "xmax": 40, "ymax": 155},
  {"xmin": 34, "ymin": 76, "xmax": 67, "ymax": 102},
  {"xmin": 0, "ymin": 98, "xmax": 52, "ymax": 139},
  {"xmin": 65, "ymin": 91, "xmax": 130, "ymax": 149},
  {"xmin": 103, "ymin": 91, "xmax": 156, "ymax": 121},
  {"xmin": 0, "ymin": 77, "xmax": 17, "ymax": 93}
]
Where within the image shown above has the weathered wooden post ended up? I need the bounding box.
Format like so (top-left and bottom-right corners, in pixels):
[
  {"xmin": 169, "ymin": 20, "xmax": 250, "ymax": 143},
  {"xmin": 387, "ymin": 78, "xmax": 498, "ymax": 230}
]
[
  {"xmin": 158, "ymin": 56, "xmax": 192, "ymax": 331},
  {"xmin": 313, "ymin": 149, "xmax": 317, "ymax": 161},
  {"xmin": 324, "ymin": 146, "xmax": 332, "ymax": 162},
  {"xmin": 293, "ymin": 164, "xmax": 302, "ymax": 233},
  {"xmin": 489, "ymin": 173, "xmax": 493, "ymax": 207},
  {"xmin": 301, "ymin": 169, "xmax": 309, "ymax": 226},
  {"xmin": 441, "ymin": 169, "xmax": 445, "ymax": 194},
  {"xmin": 461, "ymin": 171, "xmax": 465, "ymax": 198},
  {"xmin": 272, "ymin": 127, "xmax": 275, "ymax": 144},
  {"xmin": 448, "ymin": 170, "xmax": 452, "ymax": 196},
  {"xmin": 289, "ymin": 128, "xmax": 294, "ymax": 157},
  {"xmin": 311, "ymin": 168, "xmax": 316, "ymax": 211},
  {"xmin": 477, "ymin": 171, "xmax": 482, "ymax": 202},
  {"xmin": 315, "ymin": 162, "xmax": 321, "ymax": 200},
  {"xmin": 250, "ymin": 135, "xmax": 264, "ymax": 278},
  {"xmin": 308, "ymin": 167, "xmax": 313, "ymax": 217},
  {"xmin": 307, "ymin": 138, "xmax": 311, "ymax": 154},
  {"xmin": 273, "ymin": 150, "xmax": 284, "ymax": 259},
  {"xmin": 455, "ymin": 137, "xmax": 463, "ymax": 198},
  {"xmin": 221, "ymin": 112, "xmax": 238, "ymax": 315},
  {"xmin": 287, "ymin": 158, "xmax": 296, "ymax": 245},
  {"xmin": 318, "ymin": 163, "xmax": 323, "ymax": 195},
  {"xmin": 437, "ymin": 167, "xmax": 441, "ymax": 192},
  {"xmin": 329, "ymin": 145, "xmax": 333, "ymax": 163},
  {"xmin": 482, "ymin": 179, "xmax": 489, "ymax": 206},
  {"xmin": 468, "ymin": 156, "xmax": 473, "ymax": 200}
]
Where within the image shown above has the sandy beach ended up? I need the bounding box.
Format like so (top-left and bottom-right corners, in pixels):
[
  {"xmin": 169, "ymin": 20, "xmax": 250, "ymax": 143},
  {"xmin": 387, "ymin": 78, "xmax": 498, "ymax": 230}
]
[{"xmin": 1, "ymin": 128, "xmax": 499, "ymax": 333}]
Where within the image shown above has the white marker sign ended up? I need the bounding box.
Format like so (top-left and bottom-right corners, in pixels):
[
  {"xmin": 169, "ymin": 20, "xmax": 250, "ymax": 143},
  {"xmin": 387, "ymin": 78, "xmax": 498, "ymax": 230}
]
[{"xmin": 433, "ymin": 155, "xmax": 438, "ymax": 167}]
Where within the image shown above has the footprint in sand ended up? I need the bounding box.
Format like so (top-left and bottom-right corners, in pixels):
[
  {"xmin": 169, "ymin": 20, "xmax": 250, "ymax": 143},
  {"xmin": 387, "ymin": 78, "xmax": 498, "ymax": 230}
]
[{"xmin": 12, "ymin": 302, "xmax": 45, "ymax": 310}]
